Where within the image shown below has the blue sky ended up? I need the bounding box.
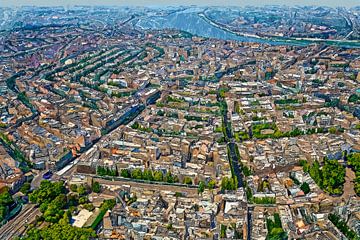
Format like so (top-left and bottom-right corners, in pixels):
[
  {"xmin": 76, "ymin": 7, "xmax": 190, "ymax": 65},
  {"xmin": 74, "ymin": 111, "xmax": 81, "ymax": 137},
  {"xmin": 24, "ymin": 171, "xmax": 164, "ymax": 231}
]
[{"xmin": 2, "ymin": 0, "xmax": 359, "ymax": 8}]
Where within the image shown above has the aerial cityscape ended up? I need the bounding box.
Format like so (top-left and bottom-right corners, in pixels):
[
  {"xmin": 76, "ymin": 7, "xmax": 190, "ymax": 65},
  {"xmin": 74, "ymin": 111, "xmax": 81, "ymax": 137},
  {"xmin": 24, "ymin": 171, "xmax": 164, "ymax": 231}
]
[{"xmin": 0, "ymin": 2, "xmax": 360, "ymax": 240}]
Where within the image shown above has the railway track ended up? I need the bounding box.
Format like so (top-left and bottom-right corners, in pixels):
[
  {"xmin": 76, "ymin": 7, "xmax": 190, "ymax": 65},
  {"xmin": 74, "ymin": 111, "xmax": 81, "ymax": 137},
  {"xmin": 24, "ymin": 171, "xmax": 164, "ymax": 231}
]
[{"xmin": 0, "ymin": 204, "xmax": 40, "ymax": 240}]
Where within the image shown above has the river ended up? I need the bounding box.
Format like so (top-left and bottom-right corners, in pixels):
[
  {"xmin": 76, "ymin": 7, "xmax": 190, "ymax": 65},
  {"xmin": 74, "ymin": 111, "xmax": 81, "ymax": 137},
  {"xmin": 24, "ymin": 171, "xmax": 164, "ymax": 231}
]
[{"xmin": 134, "ymin": 8, "xmax": 360, "ymax": 48}]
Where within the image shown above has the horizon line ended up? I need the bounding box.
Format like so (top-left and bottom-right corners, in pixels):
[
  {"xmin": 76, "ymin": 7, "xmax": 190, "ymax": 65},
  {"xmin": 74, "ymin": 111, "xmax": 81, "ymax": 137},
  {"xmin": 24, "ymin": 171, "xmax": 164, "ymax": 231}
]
[{"xmin": 2, "ymin": 4, "xmax": 359, "ymax": 8}]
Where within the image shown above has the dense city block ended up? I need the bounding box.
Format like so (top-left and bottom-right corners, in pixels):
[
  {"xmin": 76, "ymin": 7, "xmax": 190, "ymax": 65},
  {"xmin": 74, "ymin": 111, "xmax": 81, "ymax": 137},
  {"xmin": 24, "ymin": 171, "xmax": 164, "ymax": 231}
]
[{"xmin": 0, "ymin": 5, "xmax": 360, "ymax": 240}]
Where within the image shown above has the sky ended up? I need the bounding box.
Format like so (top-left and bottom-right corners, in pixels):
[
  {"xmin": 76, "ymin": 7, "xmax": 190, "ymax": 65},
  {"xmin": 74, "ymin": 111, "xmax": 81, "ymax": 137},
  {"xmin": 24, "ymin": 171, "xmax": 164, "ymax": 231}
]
[{"xmin": 2, "ymin": 0, "xmax": 359, "ymax": 8}]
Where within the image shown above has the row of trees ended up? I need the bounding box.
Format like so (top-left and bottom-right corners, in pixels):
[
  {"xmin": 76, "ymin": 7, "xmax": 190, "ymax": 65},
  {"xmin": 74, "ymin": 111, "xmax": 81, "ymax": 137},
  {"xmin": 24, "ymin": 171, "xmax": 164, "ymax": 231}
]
[
  {"xmin": 17, "ymin": 92, "xmax": 35, "ymax": 112},
  {"xmin": 97, "ymin": 166, "xmax": 117, "ymax": 176},
  {"xmin": 131, "ymin": 121, "xmax": 186, "ymax": 137},
  {"xmin": 120, "ymin": 168, "xmax": 191, "ymax": 184},
  {"xmin": 70, "ymin": 49, "xmax": 140, "ymax": 98},
  {"xmin": 90, "ymin": 199, "xmax": 116, "ymax": 230},
  {"xmin": 44, "ymin": 48, "xmax": 110, "ymax": 81},
  {"xmin": 300, "ymin": 158, "xmax": 345, "ymax": 195},
  {"xmin": 156, "ymin": 110, "xmax": 179, "ymax": 119},
  {"xmin": 234, "ymin": 131, "xmax": 250, "ymax": 142},
  {"xmin": 184, "ymin": 115, "xmax": 209, "ymax": 122},
  {"xmin": 0, "ymin": 132, "xmax": 31, "ymax": 172},
  {"xmin": 167, "ymin": 95, "xmax": 185, "ymax": 103},
  {"xmin": 68, "ymin": 49, "xmax": 116, "ymax": 74},
  {"xmin": 71, "ymin": 50, "xmax": 126, "ymax": 82},
  {"xmin": 329, "ymin": 214, "xmax": 360, "ymax": 240},
  {"xmin": 233, "ymin": 143, "xmax": 252, "ymax": 177},
  {"xmin": 70, "ymin": 181, "xmax": 101, "ymax": 195},
  {"xmin": 252, "ymin": 123, "xmax": 332, "ymax": 140},
  {"xmin": 347, "ymin": 153, "xmax": 360, "ymax": 196},
  {"xmin": 274, "ymin": 98, "xmax": 299, "ymax": 105},
  {"xmin": 197, "ymin": 180, "xmax": 216, "ymax": 194},
  {"xmin": 131, "ymin": 122, "xmax": 152, "ymax": 133},
  {"xmin": 221, "ymin": 177, "xmax": 238, "ymax": 191},
  {"xmin": 253, "ymin": 197, "xmax": 276, "ymax": 205}
]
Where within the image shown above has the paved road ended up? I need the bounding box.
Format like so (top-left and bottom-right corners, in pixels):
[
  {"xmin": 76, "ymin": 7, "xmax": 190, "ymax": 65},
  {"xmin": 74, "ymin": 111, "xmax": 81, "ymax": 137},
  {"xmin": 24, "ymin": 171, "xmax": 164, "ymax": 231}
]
[
  {"xmin": 30, "ymin": 170, "xmax": 47, "ymax": 189},
  {"xmin": 246, "ymin": 206, "xmax": 254, "ymax": 240},
  {"xmin": 227, "ymin": 142, "xmax": 243, "ymax": 187},
  {"xmin": 91, "ymin": 176, "xmax": 199, "ymax": 197},
  {"xmin": 221, "ymin": 104, "xmax": 243, "ymax": 188}
]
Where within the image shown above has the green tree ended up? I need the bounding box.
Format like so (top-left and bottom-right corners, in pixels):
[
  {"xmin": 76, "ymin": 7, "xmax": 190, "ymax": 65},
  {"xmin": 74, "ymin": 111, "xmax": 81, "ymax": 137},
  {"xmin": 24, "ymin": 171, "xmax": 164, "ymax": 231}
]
[
  {"xmin": 83, "ymin": 203, "xmax": 95, "ymax": 211},
  {"xmin": 29, "ymin": 180, "xmax": 66, "ymax": 205},
  {"xmin": 69, "ymin": 184, "xmax": 77, "ymax": 192},
  {"xmin": 183, "ymin": 176, "xmax": 193, "ymax": 185},
  {"xmin": 143, "ymin": 169, "xmax": 154, "ymax": 181},
  {"xmin": 175, "ymin": 192, "xmax": 183, "ymax": 197},
  {"xmin": 23, "ymin": 221, "xmax": 96, "ymax": 240},
  {"xmin": 253, "ymin": 197, "xmax": 276, "ymax": 204},
  {"xmin": 39, "ymin": 202, "xmax": 49, "ymax": 213},
  {"xmin": 51, "ymin": 194, "xmax": 67, "ymax": 209},
  {"xmin": 348, "ymin": 153, "xmax": 360, "ymax": 170},
  {"xmin": 43, "ymin": 201, "xmax": 65, "ymax": 223},
  {"xmin": 321, "ymin": 159, "xmax": 345, "ymax": 195},
  {"xmin": 300, "ymin": 182, "xmax": 310, "ymax": 194},
  {"xmin": 153, "ymin": 170, "xmax": 164, "ymax": 182},
  {"xmin": 97, "ymin": 166, "xmax": 106, "ymax": 176},
  {"xmin": 329, "ymin": 214, "xmax": 360, "ymax": 240},
  {"xmin": 101, "ymin": 199, "xmax": 116, "ymax": 211},
  {"xmin": 221, "ymin": 177, "xmax": 229, "ymax": 191},
  {"xmin": 355, "ymin": 178, "xmax": 360, "ymax": 196},
  {"xmin": 164, "ymin": 171, "xmax": 175, "ymax": 183},
  {"xmin": 77, "ymin": 184, "xmax": 87, "ymax": 196},
  {"xmin": 120, "ymin": 169, "xmax": 131, "ymax": 178},
  {"xmin": 305, "ymin": 158, "xmax": 345, "ymax": 195},
  {"xmin": 0, "ymin": 205, "xmax": 8, "ymax": 222},
  {"xmin": 198, "ymin": 181, "xmax": 205, "ymax": 194},
  {"xmin": 97, "ymin": 166, "xmax": 117, "ymax": 176},
  {"xmin": 78, "ymin": 196, "xmax": 88, "ymax": 205},
  {"xmin": 207, "ymin": 179, "xmax": 216, "ymax": 189},
  {"xmin": 243, "ymin": 165, "xmax": 252, "ymax": 177},
  {"xmin": 246, "ymin": 187, "xmax": 253, "ymax": 202},
  {"xmin": 91, "ymin": 181, "xmax": 101, "ymax": 193},
  {"xmin": 348, "ymin": 94, "xmax": 359, "ymax": 103},
  {"xmin": 220, "ymin": 224, "xmax": 227, "ymax": 238},
  {"xmin": 0, "ymin": 189, "xmax": 13, "ymax": 222},
  {"xmin": 131, "ymin": 169, "xmax": 143, "ymax": 180},
  {"xmin": 299, "ymin": 160, "xmax": 310, "ymax": 173},
  {"xmin": 20, "ymin": 182, "xmax": 31, "ymax": 194},
  {"xmin": 309, "ymin": 160, "xmax": 322, "ymax": 185},
  {"xmin": 67, "ymin": 194, "xmax": 79, "ymax": 207},
  {"xmin": 221, "ymin": 177, "xmax": 237, "ymax": 191},
  {"xmin": 0, "ymin": 191, "xmax": 13, "ymax": 206},
  {"xmin": 329, "ymin": 126, "xmax": 337, "ymax": 134},
  {"xmin": 348, "ymin": 153, "xmax": 360, "ymax": 196},
  {"xmin": 266, "ymin": 213, "xmax": 287, "ymax": 240}
]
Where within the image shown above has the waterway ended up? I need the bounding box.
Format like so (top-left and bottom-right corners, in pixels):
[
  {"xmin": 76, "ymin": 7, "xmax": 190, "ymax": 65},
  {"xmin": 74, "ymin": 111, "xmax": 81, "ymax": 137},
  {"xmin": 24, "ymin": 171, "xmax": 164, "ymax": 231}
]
[{"xmin": 135, "ymin": 8, "xmax": 360, "ymax": 48}]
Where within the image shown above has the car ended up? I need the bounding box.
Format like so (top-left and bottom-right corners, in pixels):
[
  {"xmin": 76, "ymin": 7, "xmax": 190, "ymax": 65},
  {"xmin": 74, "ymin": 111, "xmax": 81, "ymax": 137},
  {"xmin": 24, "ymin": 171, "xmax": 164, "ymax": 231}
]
[{"xmin": 42, "ymin": 171, "xmax": 53, "ymax": 180}]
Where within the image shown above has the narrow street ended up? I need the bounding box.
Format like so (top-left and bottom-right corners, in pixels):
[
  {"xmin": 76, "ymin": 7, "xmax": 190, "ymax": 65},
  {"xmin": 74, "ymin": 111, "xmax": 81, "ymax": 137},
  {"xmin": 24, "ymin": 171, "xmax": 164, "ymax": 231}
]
[{"xmin": 221, "ymin": 102, "xmax": 243, "ymax": 188}]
